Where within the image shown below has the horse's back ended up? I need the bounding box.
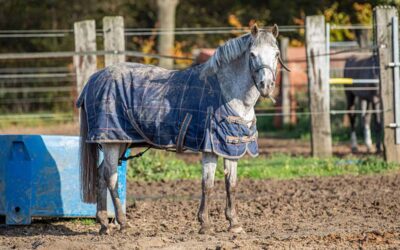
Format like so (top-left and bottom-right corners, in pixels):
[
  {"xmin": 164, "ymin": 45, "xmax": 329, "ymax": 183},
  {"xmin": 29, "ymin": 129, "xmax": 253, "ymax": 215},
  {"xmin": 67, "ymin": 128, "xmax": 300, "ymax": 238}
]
[
  {"xmin": 343, "ymin": 54, "xmax": 379, "ymax": 100},
  {"xmin": 344, "ymin": 54, "xmax": 377, "ymax": 79},
  {"xmin": 77, "ymin": 63, "xmax": 172, "ymax": 106},
  {"xmin": 76, "ymin": 62, "xmax": 215, "ymax": 150}
]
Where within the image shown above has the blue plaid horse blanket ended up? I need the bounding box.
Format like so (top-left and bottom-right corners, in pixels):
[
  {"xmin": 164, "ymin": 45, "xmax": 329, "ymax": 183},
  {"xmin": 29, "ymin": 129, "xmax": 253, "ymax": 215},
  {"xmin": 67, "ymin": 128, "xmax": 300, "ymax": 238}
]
[{"xmin": 77, "ymin": 63, "xmax": 258, "ymax": 159}]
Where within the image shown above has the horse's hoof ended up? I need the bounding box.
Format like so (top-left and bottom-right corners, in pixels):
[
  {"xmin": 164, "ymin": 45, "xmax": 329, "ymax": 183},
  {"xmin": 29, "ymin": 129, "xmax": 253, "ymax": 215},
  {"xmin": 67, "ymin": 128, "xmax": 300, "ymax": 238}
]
[
  {"xmin": 119, "ymin": 221, "xmax": 132, "ymax": 231},
  {"xmin": 121, "ymin": 221, "xmax": 133, "ymax": 230},
  {"xmin": 99, "ymin": 227, "xmax": 110, "ymax": 235},
  {"xmin": 198, "ymin": 225, "xmax": 211, "ymax": 234},
  {"xmin": 228, "ymin": 225, "xmax": 244, "ymax": 234},
  {"xmin": 109, "ymin": 222, "xmax": 119, "ymax": 230},
  {"xmin": 351, "ymin": 147, "xmax": 358, "ymax": 153}
]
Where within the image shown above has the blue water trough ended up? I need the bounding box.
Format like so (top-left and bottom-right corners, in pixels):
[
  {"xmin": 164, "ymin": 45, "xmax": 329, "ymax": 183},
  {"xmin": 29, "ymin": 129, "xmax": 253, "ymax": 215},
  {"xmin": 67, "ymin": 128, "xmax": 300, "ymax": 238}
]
[{"xmin": 0, "ymin": 135, "xmax": 127, "ymax": 225}]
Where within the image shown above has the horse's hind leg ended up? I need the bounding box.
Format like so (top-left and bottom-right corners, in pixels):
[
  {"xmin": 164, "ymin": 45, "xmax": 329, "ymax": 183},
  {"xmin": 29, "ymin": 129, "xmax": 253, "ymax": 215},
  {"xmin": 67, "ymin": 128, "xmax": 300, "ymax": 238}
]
[
  {"xmin": 372, "ymin": 96, "xmax": 383, "ymax": 153},
  {"xmin": 346, "ymin": 91, "xmax": 358, "ymax": 152},
  {"xmin": 97, "ymin": 160, "xmax": 109, "ymax": 234},
  {"xmin": 224, "ymin": 158, "xmax": 243, "ymax": 233},
  {"xmin": 197, "ymin": 152, "xmax": 217, "ymax": 234},
  {"xmin": 102, "ymin": 143, "xmax": 129, "ymax": 231},
  {"xmin": 361, "ymin": 100, "xmax": 373, "ymax": 152}
]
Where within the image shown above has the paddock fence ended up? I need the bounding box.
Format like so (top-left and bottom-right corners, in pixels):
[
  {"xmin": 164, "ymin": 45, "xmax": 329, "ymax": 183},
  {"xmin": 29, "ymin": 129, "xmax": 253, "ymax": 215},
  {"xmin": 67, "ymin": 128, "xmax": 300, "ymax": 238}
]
[{"xmin": 1, "ymin": 6, "xmax": 399, "ymax": 162}]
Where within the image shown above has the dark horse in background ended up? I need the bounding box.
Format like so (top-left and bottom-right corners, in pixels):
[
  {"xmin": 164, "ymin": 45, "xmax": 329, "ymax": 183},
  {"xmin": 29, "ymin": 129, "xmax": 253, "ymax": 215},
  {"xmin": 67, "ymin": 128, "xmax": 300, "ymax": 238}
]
[{"xmin": 343, "ymin": 54, "xmax": 382, "ymax": 153}]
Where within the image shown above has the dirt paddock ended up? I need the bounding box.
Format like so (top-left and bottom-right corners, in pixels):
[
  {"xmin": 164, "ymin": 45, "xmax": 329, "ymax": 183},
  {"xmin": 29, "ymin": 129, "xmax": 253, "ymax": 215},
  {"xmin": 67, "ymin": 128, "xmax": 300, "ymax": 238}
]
[
  {"xmin": 1, "ymin": 173, "xmax": 400, "ymax": 249},
  {"xmin": 1, "ymin": 124, "xmax": 397, "ymax": 249}
]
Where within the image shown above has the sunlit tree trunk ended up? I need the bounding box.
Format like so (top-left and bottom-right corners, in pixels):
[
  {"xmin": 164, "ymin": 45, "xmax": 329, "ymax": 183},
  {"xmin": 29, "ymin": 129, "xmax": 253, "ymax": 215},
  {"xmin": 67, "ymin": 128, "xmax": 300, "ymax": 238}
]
[{"xmin": 157, "ymin": 0, "xmax": 179, "ymax": 69}]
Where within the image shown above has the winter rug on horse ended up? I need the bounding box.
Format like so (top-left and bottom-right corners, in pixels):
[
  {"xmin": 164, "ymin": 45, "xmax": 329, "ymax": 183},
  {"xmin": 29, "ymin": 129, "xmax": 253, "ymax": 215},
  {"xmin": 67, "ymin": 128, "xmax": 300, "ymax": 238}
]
[
  {"xmin": 77, "ymin": 24, "xmax": 289, "ymax": 234},
  {"xmin": 343, "ymin": 54, "xmax": 382, "ymax": 153}
]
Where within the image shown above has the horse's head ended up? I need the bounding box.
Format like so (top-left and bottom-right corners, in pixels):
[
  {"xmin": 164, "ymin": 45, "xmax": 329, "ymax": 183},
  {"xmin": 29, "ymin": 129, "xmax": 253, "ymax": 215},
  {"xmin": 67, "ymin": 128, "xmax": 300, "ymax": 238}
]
[{"xmin": 248, "ymin": 24, "xmax": 290, "ymax": 98}]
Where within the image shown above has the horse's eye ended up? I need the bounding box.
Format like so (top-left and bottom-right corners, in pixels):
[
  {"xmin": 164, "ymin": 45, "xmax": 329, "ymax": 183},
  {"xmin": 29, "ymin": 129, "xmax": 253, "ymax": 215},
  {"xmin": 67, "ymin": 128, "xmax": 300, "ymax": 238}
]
[
  {"xmin": 250, "ymin": 52, "xmax": 256, "ymax": 58},
  {"xmin": 275, "ymin": 52, "xmax": 280, "ymax": 58}
]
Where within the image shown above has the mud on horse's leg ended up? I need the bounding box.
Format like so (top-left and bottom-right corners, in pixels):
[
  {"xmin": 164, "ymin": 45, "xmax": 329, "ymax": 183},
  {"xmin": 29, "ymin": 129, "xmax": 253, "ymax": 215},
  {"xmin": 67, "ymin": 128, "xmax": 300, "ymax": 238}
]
[
  {"xmin": 197, "ymin": 152, "xmax": 217, "ymax": 234},
  {"xmin": 97, "ymin": 161, "xmax": 109, "ymax": 235},
  {"xmin": 102, "ymin": 143, "xmax": 128, "ymax": 231},
  {"xmin": 224, "ymin": 158, "xmax": 244, "ymax": 233}
]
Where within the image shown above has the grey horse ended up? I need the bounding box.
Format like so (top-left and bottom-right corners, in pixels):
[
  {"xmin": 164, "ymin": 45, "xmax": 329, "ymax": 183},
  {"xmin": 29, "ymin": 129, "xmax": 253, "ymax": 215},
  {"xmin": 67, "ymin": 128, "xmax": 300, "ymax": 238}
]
[
  {"xmin": 343, "ymin": 54, "xmax": 381, "ymax": 153},
  {"xmin": 77, "ymin": 24, "xmax": 289, "ymax": 235}
]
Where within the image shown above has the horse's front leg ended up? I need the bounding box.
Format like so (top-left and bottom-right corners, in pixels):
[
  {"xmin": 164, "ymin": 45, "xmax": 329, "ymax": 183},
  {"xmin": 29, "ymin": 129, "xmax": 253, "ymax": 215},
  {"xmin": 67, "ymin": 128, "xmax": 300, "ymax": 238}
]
[
  {"xmin": 224, "ymin": 158, "xmax": 243, "ymax": 233},
  {"xmin": 102, "ymin": 143, "xmax": 128, "ymax": 231},
  {"xmin": 197, "ymin": 152, "xmax": 217, "ymax": 234}
]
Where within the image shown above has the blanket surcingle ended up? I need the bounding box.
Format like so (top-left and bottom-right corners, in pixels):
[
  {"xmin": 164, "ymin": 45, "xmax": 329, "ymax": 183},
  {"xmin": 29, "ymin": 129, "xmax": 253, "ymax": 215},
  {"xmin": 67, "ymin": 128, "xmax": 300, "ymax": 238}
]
[{"xmin": 76, "ymin": 62, "xmax": 258, "ymax": 159}]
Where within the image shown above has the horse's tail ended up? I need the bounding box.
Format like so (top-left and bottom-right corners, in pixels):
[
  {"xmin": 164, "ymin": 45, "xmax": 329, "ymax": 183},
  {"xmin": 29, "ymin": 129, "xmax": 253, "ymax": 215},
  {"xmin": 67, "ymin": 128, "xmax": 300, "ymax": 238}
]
[{"xmin": 79, "ymin": 104, "xmax": 98, "ymax": 204}]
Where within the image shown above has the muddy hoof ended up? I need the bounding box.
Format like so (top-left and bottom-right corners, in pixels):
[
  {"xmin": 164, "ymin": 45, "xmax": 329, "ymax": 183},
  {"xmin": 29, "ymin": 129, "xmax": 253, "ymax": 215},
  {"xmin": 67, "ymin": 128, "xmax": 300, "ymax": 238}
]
[
  {"xmin": 119, "ymin": 222, "xmax": 130, "ymax": 231},
  {"xmin": 198, "ymin": 225, "xmax": 211, "ymax": 234},
  {"xmin": 228, "ymin": 225, "xmax": 244, "ymax": 234},
  {"xmin": 119, "ymin": 221, "xmax": 132, "ymax": 231},
  {"xmin": 99, "ymin": 226, "xmax": 110, "ymax": 235}
]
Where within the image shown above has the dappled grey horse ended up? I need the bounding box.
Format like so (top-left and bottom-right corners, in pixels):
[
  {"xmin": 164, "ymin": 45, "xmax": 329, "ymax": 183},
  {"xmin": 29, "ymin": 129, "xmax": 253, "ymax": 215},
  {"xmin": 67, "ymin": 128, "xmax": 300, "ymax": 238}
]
[
  {"xmin": 343, "ymin": 54, "xmax": 381, "ymax": 153},
  {"xmin": 77, "ymin": 24, "xmax": 289, "ymax": 234}
]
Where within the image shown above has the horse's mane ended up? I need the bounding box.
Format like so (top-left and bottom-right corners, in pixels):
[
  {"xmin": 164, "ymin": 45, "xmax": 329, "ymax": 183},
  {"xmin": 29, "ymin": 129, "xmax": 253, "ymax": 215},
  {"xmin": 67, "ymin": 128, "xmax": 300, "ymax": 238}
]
[{"xmin": 200, "ymin": 30, "xmax": 276, "ymax": 79}]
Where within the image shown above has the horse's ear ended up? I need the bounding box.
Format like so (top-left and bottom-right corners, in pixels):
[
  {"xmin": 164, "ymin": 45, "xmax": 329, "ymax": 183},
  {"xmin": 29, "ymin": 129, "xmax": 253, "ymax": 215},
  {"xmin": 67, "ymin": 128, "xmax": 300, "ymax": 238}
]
[
  {"xmin": 251, "ymin": 23, "xmax": 258, "ymax": 37},
  {"xmin": 272, "ymin": 24, "xmax": 279, "ymax": 38}
]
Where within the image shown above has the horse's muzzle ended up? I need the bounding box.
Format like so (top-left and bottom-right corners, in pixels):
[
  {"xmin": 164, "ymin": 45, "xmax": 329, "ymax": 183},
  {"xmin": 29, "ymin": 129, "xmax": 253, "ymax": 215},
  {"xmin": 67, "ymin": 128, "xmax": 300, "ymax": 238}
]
[{"xmin": 258, "ymin": 80, "xmax": 275, "ymax": 97}]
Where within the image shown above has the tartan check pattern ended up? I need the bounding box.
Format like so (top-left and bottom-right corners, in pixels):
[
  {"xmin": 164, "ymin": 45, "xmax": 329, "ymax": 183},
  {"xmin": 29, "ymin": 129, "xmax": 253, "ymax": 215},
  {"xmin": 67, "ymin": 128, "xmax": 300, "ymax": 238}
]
[{"xmin": 77, "ymin": 62, "xmax": 258, "ymax": 159}]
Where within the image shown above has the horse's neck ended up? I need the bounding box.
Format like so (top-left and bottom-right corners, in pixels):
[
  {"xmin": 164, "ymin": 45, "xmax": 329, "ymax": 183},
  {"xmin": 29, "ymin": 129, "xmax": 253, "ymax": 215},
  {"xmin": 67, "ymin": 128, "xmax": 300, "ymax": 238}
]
[{"xmin": 217, "ymin": 54, "xmax": 259, "ymax": 124}]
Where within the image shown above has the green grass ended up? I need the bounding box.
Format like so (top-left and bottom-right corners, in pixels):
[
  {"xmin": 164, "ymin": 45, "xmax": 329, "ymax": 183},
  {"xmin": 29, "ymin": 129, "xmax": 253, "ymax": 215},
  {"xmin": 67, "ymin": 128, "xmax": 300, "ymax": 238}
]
[
  {"xmin": 0, "ymin": 112, "xmax": 74, "ymax": 129},
  {"xmin": 128, "ymin": 151, "xmax": 399, "ymax": 181},
  {"xmin": 71, "ymin": 218, "xmax": 96, "ymax": 226}
]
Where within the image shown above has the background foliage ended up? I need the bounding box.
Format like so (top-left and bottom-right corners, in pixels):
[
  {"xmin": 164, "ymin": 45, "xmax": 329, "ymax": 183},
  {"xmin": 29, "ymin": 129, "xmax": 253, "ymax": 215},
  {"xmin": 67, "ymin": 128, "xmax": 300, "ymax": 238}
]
[
  {"xmin": 0, "ymin": 0, "xmax": 398, "ymax": 53},
  {"xmin": 0, "ymin": 0, "xmax": 397, "ymax": 119}
]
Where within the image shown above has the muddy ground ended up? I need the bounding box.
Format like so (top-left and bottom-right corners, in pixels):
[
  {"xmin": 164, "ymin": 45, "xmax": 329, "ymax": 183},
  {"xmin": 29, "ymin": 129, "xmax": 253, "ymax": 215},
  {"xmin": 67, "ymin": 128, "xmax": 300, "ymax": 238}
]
[
  {"xmin": 1, "ymin": 173, "xmax": 400, "ymax": 249},
  {"xmin": 1, "ymin": 124, "xmax": 394, "ymax": 249}
]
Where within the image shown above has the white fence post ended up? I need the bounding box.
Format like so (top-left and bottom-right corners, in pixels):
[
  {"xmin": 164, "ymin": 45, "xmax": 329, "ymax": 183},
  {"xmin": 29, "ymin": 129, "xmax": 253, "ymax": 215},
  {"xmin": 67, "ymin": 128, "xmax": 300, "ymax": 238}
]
[
  {"xmin": 103, "ymin": 16, "xmax": 125, "ymax": 66},
  {"xmin": 74, "ymin": 20, "xmax": 97, "ymax": 96},
  {"xmin": 280, "ymin": 37, "xmax": 290, "ymax": 125},
  {"xmin": 374, "ymin": 6, "xmax": 400, "ymax": 163},
  {"xmin": 305, "ymin": 15, "xmax": 332, "ymax": 157}
]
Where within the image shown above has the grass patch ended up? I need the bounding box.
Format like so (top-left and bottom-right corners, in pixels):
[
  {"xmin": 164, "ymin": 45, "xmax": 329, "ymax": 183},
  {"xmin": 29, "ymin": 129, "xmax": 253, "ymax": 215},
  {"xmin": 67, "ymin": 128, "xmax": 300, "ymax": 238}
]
[
  {"xmin": 71, "ymin": 218, "xmax": 96, "ymax": 226},
  {"xmin": 0, "ymin": 112, "xmax": 74, "ymax": 129},
  {"xmin": 128, "ymin": 151, "xmax": 399, "ymax": 181}
]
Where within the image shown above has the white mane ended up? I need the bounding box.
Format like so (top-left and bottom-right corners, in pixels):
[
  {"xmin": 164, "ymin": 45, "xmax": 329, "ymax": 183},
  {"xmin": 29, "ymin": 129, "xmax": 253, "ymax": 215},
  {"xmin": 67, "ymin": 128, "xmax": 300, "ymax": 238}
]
[
  {"xmin": 200, "ymin": 31, "xmax": 277, "ymax": 79},
  {"xmin": 200, "ymin": 34, "xmax": 252, "ymax": 79}
]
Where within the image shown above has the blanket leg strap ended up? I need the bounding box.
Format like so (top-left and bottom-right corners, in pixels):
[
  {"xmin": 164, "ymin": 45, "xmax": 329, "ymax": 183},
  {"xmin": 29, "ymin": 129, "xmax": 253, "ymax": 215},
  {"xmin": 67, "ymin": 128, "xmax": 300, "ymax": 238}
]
[
  {"xmin": 177, "ymin": 113, "xmax": 192, "ymax": 153},
  {"xmin": 118, "ymin": 147, "xmax": 151, "ymax": 165}
]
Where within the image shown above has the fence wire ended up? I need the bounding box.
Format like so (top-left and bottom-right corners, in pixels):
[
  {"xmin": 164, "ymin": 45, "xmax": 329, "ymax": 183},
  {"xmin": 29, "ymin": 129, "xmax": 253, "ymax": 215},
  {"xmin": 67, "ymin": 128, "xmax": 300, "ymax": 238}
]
[
  {"xmin": 256, "ymin": 109, "xmax": 383, "ymax": 117},
  {"xmin": 0, "ymin": 25, "xmax": 383, "ymax": 123}
]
